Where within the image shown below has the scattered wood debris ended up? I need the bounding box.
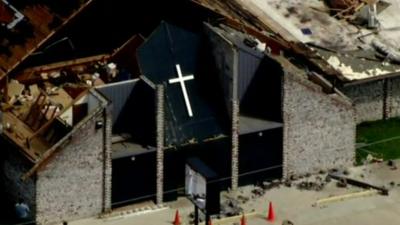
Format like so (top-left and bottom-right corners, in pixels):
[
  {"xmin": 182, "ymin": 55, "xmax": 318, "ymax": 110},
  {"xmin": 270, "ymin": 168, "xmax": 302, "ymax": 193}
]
[
  {"xmin": 314, "ymin": 189, "xmax": 379, "ymax": 206},
  {"xmin": 329, "ymin": 172, "xmax": 389, "ymax": 195}
]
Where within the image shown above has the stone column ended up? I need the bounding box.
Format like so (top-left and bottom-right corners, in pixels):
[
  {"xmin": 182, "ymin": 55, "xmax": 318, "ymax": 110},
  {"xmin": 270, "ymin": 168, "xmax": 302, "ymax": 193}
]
[
  {"xmin": 231, "ymin": 99, "xmax": 239, "ymax": 190},
  {"xmin": 231, "ymin": 49, "xmax": 239, "ymax": 191},
  {"xmin": 383, "ymin": 78, "xmax": 392, "ymax": 120},
  {"xmin": 156, "ymin": 85, "xmax": 165, "ymax": 205},
  {"xmin": 102, "ymin": 106, "xmax": 112, "ymax": 212}
]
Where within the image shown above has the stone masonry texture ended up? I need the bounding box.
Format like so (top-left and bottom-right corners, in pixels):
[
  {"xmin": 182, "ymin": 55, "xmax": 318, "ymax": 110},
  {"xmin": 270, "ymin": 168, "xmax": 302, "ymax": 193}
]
[
  {"xmin": 36, "ymin": 110, "xmax": 110, "ymax": 225},
  {"xmin": 341, "ymin": 81, "xmax": 384, "ymax": 123},
  {"xmin": 389, "ymin": 77, "xmax": 400, "ymax": 118},
  {"xmin": 341, "ymin": 77, "xmax": 400, "ymax": 124},
  {"xmin": 283, "ymin": 71, "xmax": 355, "ymax": 178},
  {"xmin": 103, "ymin": 106, "xmax": 112, "ymax": 212}
]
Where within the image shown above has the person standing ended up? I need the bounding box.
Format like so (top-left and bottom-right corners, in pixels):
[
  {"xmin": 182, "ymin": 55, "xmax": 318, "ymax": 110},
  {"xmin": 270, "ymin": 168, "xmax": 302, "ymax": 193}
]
[{"xmin": 15, "ymin": 198, "xmax": 30, "ymax": 220}]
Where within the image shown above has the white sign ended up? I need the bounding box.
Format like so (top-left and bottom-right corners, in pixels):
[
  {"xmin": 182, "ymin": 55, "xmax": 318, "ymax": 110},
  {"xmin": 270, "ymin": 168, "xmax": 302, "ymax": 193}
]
[
  {"xmin": 168, "ymin": 64, "xmax": 194, "ymax": 117},
  {"xmin": 185, "ymin": 165, "xmax": 207, "ymax": 209}
]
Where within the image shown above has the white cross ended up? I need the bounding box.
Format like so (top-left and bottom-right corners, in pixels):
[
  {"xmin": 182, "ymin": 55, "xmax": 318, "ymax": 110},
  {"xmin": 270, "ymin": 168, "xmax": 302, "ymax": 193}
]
[{"xmin": 169, "ymin": 64, "xmax": 194, "ymax": 117}]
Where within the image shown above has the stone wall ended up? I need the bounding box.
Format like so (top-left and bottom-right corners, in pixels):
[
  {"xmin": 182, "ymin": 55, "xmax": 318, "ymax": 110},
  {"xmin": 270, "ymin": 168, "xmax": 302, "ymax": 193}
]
[
  {"xmin": 341, "ymin": 81, "xmax": 384, "ymax": 123},
  {"xmin": 389, "ymin": 77, "xmax": 400, "ymax": 118},
  {"xmin": 340, "ymin": 77, "xmax": 400, "ymax": 124},
  {"xmin": 283, "ymin": 71, "xmax": 355, "ymax": 178},
  {"xmin": 36, "ymin": 108, "xmax": 111, "ymax": 225}
]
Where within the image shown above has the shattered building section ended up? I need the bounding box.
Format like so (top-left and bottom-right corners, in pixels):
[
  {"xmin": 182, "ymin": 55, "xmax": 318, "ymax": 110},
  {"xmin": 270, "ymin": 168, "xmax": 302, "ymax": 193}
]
[
  {"xmin": 228, "ymin": 0, "xmax": 400, "ymax": 78},
  {"xmin": 1, "ymin": 0, "xmax": 400, "ymax": 223},
  {"xmin": 0, "ymin": 54, "xmax": 126, "ymax": 160},
  {"xmin": 203, "ymin": 0, "xmax": 400, "ymax": 123},
  {"xmin": 341, "ymin": 76, "xmax": 400, "ymax": 123},
  {"xmin": 14, "ymin": 54, "xmax": 120, "ymax": 87},
  {"xmin": 0, "ymin": 0, "xmax": 94, "ymax": 79},
  {"xmin": 0, "ymin": 55, "xmax": 114, "ymax": 224},
  {"xmin": 1, "ymin": 88, "xmax": 111, "ymax": 225},
  {"xmin": 205, "ymin": 21, "xmax": 355, "ymax": 178},
  {"xmin": 110, "ymin": 35, "xmax": 145, "ymax": 80}
]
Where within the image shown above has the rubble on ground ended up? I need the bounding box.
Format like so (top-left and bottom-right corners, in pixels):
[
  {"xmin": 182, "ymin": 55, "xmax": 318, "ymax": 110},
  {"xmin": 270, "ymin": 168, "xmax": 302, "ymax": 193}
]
[
  {"xmin": 282, "ymin": 219, "xmax": 295, "ymax": 225},
  {"xmin": 237, "ymin": 195, "xmax": 250, "ymax": 204},
  {"xmin": 336, "ymin": 178, "xmax": 348, "ymax": 188},
  {"xmin": 220, "ymin": 196, "xmax": 243, "ymax": 217},
  {"xmin": 251, "ymin": 186, "xmax": 265, "ymax": 198},
  {"xmin": 296, "ymin": 180, "xmax": 326, "ymax": 191},
  {"xmin": 261, "ymin": 180, "xmax": 281, "ymax": 190},
  {"xmin": 388, "ymin": 160, "xmax": 397, "ymax": 170}
]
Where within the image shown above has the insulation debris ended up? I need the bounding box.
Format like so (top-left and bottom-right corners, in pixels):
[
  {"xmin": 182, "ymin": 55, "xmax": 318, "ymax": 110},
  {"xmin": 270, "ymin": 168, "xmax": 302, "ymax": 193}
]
[{"xmin": 327, "ymin": 55, "xmax": 393, "ymax": 80}]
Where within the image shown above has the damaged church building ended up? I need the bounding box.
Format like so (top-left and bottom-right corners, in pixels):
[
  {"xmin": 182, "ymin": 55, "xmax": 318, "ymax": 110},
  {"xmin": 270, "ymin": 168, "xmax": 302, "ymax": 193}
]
[{"xmin": 1, "ymin": 0, "xmax": 400, "ymax": 224}]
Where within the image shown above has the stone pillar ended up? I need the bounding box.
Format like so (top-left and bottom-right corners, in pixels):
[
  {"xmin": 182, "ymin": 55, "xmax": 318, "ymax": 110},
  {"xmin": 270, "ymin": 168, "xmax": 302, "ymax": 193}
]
[
  {"xmin": 282, "ymin": 75, "xmax": 289, "ymax": 180},
  {"xmin": 231, "ymin": 49, "xmax": 239, "ymax": 191},
  {"xmin": 231, "ymin": 99, "xmax": 239, "ymax": 190},
  {"xmin": 383, "ymin": 78, "xmax": 392, "ymax": 120},
  {"xmin": 102, "ymin": 106, "xmax": 112, "ymax": 212},
  {"xmin": 156, "ymin": 85, "xmax": 165, "ymax": 205}
]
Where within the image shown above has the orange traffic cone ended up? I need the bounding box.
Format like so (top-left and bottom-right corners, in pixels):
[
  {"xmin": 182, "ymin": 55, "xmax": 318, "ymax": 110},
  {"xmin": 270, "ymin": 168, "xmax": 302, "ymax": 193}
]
[
  {"xmin": 173, "ymin": 209, "xmax": 181, "ymax": 225},
  {"xmin": 267, "ymin": 202, "xmax": 275, "ymax": 222},
  {"xmin": 241, "ymin": 214, "xmax": 247, "ymax": 225}
]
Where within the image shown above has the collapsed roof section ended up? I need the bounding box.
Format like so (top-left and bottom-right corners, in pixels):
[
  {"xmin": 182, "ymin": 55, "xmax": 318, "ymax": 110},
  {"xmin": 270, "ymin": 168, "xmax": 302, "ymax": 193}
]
[
  {"xmin": 0, "ymin": 55, "xmax": 115, "ymax": 163},
  {"xmin": 0, "ymin": 0, "xmax": 94, "ymax": 80},
  {"xmin": 194, "ymin": 0, "xmax": 400, "ymax": 82}
]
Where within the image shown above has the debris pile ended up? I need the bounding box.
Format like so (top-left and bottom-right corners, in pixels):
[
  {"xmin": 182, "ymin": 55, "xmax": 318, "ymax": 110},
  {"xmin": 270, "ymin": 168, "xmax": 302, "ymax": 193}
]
[
  {"xmin": 220, "ymin": 196, "xmax": 243, "ymax": 217},
  {"xmin": 387, "ymin": 160, "xmax": 397, "ymax": 170},
  {"xmin": 282, "ymin": 220, "xmax": 295, "ymax": 225},
  {"xmin": 336, "ymin": 178, "xmax": 348, "ymax": 188},
  {"xmin": 237, "ymin": 195, "xmax": 250, "ymax": 204},
  {"xmin": 260, "ymin": 180, "xmax": 282, "ymax": 191},
  {"xmin": 251, "ymin": 186, "xmax": 265, "ymax": 198},
  {"xmin": 296, "ymin": 178, "xmax": 326, "ymax": 191}
]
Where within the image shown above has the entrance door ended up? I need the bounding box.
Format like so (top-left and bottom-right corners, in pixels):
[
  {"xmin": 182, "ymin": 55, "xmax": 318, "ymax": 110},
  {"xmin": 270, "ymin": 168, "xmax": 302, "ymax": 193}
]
[{"xmin": 111, "ymin": 151, "xmax": 156, "ymax": 208}]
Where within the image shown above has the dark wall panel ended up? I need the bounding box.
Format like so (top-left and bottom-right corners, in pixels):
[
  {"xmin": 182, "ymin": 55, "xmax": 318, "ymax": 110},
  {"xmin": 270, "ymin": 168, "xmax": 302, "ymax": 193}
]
[
  {"xmin": 239, "ymin": 128, "xmax": 283, "ymax": 186},
  {"xmin": 112, "ymin": 151, "xmax": 157, "ymax": 207},
  {"xmin": 97, "ymin": 79, "xmax": 139, "ymax": 125}
]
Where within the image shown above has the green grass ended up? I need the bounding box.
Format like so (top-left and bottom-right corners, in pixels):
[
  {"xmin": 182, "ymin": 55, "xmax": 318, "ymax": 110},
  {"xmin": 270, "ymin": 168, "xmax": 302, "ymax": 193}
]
[{"xmin": 356, "ymin": 118, "xmax": 400, "ymax": 165}]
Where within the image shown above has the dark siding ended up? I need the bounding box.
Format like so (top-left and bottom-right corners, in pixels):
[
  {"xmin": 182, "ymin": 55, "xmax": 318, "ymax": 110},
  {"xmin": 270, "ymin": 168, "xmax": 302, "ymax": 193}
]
[
  {"xmin": 238, "ymin": 50, "xmax": 263, "ymax": 101},
  {"xmin": 97, "ymin": 79, "xmax": 139, "ymax": 125}
]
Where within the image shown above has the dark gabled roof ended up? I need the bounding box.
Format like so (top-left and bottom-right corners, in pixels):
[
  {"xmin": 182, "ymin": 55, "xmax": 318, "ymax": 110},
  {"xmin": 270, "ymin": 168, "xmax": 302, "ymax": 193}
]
[{"xmin": 137, "ymin": 21, "xmax": 227, "ymax": 147}]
